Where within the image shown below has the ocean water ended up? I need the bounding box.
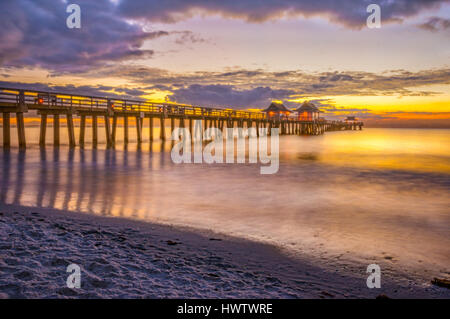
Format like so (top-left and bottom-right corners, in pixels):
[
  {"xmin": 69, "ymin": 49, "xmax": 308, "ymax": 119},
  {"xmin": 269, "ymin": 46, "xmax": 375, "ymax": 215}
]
[{"xmin": 1, "ymin": 126, "xmax": 449, "ymax": 282}]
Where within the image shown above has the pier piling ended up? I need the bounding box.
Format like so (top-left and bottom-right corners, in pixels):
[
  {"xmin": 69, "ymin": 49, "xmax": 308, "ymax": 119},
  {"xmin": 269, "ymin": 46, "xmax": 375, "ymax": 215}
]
[
  {"xmin": 39, "ymin": 114, "xmax": 47, "ymax": 146},
  {"xmin": 67, "ymin": 113, "xmax": 75, "ymax": 148},
  {"xmin": 160, "ymin": 115, "xmax": 166, "ymax": 141},
  {"xmin": 149, "ymin": 117, "xmax": 154, "ymax": 142},
  {"xmin": 123, "ymin": 116, "xmax": 128, "ymax": 144},
  {"xmin": 79, "ymin": 115, "xmax": 86, "ymax": 147},
  {"xmin": 92, "ymin": 115, "xmax": 98, "ymax": 147},
  {"xmin": 136, "ymin": 116, "xmax": 142, "ymax": 143},
  {"xmin": 112, "ymin": 116, "xmax": 117, "ymax": 145},
  {"xmin": 53, "ymin": 114, "xmax": 60, "ymax": 147},
  {"xmin": 104, "ymin": 115, "xmax": 112, "ymax": 147},
  {"xmin": 2, "ymin": 113, "xmax": 10, "ymax": 148}
]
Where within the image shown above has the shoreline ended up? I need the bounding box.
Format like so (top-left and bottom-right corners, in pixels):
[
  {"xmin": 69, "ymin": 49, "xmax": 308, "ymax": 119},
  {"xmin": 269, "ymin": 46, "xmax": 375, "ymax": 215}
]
[{"xmin": 0, "ymin": 204, "xmax": 449, "ymax": 298}]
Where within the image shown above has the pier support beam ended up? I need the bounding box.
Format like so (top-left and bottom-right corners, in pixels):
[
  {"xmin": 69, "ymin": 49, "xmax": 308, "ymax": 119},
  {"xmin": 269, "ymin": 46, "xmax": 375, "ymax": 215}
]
[
  {"xmin": 2, "ymin": 113, "xmax": 10, "ymax": 148},
  {"xmin": 149, "ymin": 117, "xmax": 154, "ymax": 142},
  {"xmin": 112, "ymin": 116, "xmax": 117, "ymax": 145},
  {"xmin": 160, "ymin": 116, "xmax": 166, "ymax": 141},
  {"xmin": 16, "ymin": 112, "xmax": 26, "ymax": 148},
  {"xmin": 170, "ymin": 117, "xmax": 175, "ymax": 137},
  {"xmin": 67, "ymin": 113, "xmax": 75, "ymax": 148},
  {"xmin": 204, "ymin": 119, "xmax": 209, "ymax": 138},
  {"xmin": 180, "ymin": 117, "xmax": 185, "ymax": 129},
  {"xmin": 136, "ymin": 116, "xmax": 142, "ymax": 143},
  {"xmin": 53, "ymin": 114, "xmax": 60, "ymax": 146},
  {"xmin": 92, "ymin": 115, "xmax": 98, "ymax": 147},
  {"xmin": 39, "ymin": 114, "xmax": 47, "ymax": 146},
  {"xmin": 123, "ymin": 116, "xmax": 128, "ymax": 144},
  {"xmin": 104, "ymin": 115, "xmax": 112, "ymax": 147},
  {"xmin": 79, "ymin": 115, "xmax": 86, "ymax": 147}
]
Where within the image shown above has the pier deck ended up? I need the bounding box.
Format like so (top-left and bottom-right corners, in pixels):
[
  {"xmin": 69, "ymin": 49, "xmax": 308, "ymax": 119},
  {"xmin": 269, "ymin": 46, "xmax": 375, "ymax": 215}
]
[{"xmin": 0, "ymin": 88, "xmax": 363, "ymax": 148}]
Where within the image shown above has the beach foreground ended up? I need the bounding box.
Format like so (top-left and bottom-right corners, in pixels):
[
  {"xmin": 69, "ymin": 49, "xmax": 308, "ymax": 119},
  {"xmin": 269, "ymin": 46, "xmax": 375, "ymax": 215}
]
[{"xmin": 0, "ymin": 204, "xmax": 448, "ymax": 299}]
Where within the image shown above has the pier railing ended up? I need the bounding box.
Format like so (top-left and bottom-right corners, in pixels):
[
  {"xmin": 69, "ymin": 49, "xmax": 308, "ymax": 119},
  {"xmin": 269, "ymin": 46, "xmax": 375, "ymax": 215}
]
[
  {"xmin": 0, "ymin": 86, "xmax": 364, "ymax": 148},
  {"xmin": 0, "ymin": 87, "xmax": 364, "ymax": 126},
  {"xmin": 0, "ymin": 87, "xmax": 266, "ymax": 120}
]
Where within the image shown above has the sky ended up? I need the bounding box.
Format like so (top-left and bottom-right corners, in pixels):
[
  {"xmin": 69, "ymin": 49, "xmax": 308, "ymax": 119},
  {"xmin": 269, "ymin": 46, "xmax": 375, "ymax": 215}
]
[{"xmin": 0, "ymin": 0, "xmax": 449, "ymax": 127}]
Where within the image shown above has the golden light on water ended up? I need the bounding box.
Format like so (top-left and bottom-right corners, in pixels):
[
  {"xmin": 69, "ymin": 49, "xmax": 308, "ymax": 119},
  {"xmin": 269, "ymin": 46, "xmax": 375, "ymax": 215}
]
[{"xmin": 281, "ymin": 128, "xmax": 450, "ymax": 174}]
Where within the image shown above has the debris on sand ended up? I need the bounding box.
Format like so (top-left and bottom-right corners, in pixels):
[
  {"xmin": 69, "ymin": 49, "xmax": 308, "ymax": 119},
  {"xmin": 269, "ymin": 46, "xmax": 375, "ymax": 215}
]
[{"xmin": 431, "ymin": 278, "xmax": 450, "ymax": 289}]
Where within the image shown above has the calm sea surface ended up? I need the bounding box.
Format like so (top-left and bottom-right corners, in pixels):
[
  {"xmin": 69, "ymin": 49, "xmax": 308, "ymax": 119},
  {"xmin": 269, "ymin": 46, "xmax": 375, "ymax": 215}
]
[{"xmin": 1, "ymin": 126, "xmax": 449, "ymax": 281}]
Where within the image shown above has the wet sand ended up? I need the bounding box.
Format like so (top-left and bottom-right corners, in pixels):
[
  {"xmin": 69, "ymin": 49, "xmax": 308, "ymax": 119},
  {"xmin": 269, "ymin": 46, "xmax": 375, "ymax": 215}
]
[{"xmin": 0, "ymin": 204, "xmax": 448, "ymax": 299}]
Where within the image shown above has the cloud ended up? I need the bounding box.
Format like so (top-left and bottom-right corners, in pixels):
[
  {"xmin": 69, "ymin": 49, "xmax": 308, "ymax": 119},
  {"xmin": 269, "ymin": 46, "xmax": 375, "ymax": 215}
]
[
  {"xmin": 0, "ymin": 81, "xmax": 149, "ymax": 100},
  {"xmin": 1, "ymin": 0, "xmax": 447, "ymax": 74},
  {"xmin": 117, "ymin": 0, "xmax": 447, "ymax": 28},
  {"xmin": 0, "ymin": 0, "xmax": 168, "ymax": 73},
  {"xmin": 0, "ymin": 80, "xmax": 294, "ymax": 108},
  {"xmin": 418, "ymin": 17, "xmax": 450, "ymax": 32},
  {"xmin": 85, "ymin": 64, "xmax": 450, "ymax": 99},
  {"xmin": 170, "ymin": 84, "xmax": 294, "ymax": 109},
  {"xmin": 172, "ymin": 31, "xmax": 209, "ymax": 45}
]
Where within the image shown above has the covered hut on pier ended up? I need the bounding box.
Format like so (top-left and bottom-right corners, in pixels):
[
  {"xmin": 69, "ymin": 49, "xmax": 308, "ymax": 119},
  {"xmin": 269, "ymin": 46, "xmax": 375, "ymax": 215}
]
[
  {"xmin": 295, "ymin": 101, "xmax": 320, "ymax": 121},
  {"xmin": 345, "ymin": 116, "xmax": 358, "ymax": 123},
  {"xmin": 263, "ymin": 102, "xmax": 292, "ymax": 119}
]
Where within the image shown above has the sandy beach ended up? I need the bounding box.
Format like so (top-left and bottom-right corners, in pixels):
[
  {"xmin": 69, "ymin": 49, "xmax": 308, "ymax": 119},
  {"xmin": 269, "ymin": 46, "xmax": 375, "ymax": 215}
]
[{"xmin": 0, "ymin": 203, "xmax": 448, "ymax": 299}]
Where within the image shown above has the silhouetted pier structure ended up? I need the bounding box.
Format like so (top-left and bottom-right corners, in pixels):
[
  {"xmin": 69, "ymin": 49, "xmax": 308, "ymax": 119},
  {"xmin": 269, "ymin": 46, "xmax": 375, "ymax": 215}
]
[{"xmin": 0, "ymin": 88, "xmax": 363, "ymax": 148}]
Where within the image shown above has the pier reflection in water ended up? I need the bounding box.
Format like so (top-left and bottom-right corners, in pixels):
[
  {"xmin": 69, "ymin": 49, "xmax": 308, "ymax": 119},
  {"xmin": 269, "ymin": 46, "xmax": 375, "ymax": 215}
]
[{"xmin": 1, "ymin": 144, "xmax": 173, "ymax": 220}]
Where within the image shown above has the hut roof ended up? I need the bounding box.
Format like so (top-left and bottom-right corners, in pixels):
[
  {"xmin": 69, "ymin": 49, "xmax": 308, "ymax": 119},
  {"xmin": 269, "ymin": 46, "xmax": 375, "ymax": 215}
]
[
  {"xmin": 295, "ymin": 101, "xmax": 320, "ymax": 113},
  {"xmin": 263, "ymin": 102, "xmax": 292, "ymax": 113}
]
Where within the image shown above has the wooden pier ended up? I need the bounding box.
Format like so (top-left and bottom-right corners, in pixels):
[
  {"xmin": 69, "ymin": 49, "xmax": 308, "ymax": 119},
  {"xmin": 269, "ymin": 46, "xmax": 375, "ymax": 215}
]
[{"xmin": 0, "ymin": 88, "xmax": 363, "ymax": 148}]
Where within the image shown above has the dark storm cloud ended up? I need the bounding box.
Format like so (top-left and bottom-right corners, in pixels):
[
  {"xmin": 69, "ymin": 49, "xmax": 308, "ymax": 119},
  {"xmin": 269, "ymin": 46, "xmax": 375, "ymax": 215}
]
[
  {"xmin": 170, "ymin": 84, "xmax": 295, "ymax": 109},
  {"xmin": 0, "ymin": 0, "xmax": 168, "ymax": 73},
  {"xmin": 117, "ymin": 0, "xmax": 448, "ymax": 27}
]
